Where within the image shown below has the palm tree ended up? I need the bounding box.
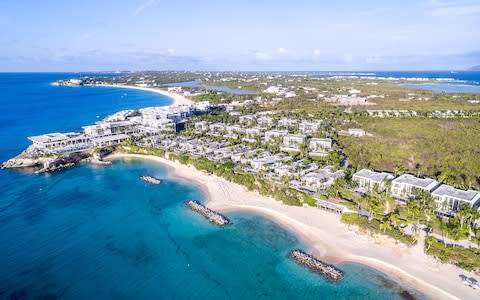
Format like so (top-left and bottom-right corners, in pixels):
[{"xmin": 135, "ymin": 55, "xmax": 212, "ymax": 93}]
[
  {"xmin": 379, "ymin": 220, "xmax": 392, "ymax": 233},
  {"xmin": 389, "ymin": 212, "xmax": 401, "ymax": 229}
]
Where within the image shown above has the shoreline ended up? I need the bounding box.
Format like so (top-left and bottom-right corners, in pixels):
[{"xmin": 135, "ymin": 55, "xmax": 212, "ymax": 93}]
[
  {"xmin": 83, "ymin": 83, "xmax": 194, "ymax": 106},
  {"xmin": 105, "ymin": 153, "xmax": 475, "ymax": 300}
]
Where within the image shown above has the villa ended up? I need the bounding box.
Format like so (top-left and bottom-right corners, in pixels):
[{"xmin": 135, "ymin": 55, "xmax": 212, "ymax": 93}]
[
  {"xmin": 300, "ymin": 167, "xmax": 345, "ymax": 192},
  {"xmin": 280, "ymin": 134, "xmax": 306, "ymax": 153},
  {"xmin": 264, "ymin": 129, "xmax": 288, "ymax": 142},
  {"xmin": 352, "ymin": 169, "xmax": 394, "ymax": 193},
  {"xmin": 278, "ymin": 118, "xmax": 298, "ymax": 128},
  {"xmin": 308, "ymin": 138, "xmax": 332, "ymax": 157},
  {"xmin": 390, "ymin": 174, "xmax": 440, "ymax": 201},
  {"xmin": 432, "ymin": 185, "xmax": 480, "ymax": 216},
  {"xmin": 299, "ymin": 120, "xmax": 322, "ymax": 134}
]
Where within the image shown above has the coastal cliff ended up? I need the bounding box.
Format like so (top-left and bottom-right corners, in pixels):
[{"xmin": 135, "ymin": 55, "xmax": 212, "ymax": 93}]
[{"xmin": 1, "ymin": 147, "xmax": 92, "ymax": 172}]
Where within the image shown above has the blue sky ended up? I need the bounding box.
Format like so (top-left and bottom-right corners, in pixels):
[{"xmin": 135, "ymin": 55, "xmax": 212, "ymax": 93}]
[{"xmin": 0, "ymin": 0, "xmax": 479, "ymax": 71}]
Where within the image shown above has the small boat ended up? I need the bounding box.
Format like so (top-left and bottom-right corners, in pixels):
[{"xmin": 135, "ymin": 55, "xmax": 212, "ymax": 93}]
[{"xmin": 140, "ymin": 175, "xmax": 161, "ymax": 185}]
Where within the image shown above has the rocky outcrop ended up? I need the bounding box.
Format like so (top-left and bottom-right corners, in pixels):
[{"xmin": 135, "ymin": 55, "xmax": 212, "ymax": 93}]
[
  {"xmin": 1, "ymin": 146, "xmax": 50, "ymax": 169},
  {"xmin": 186, "ymin": 200, "xmax": 230, "ymax": 226},
  {"xmin": 289, "ymin": 249, "xmax": 344, "ymax": 281}
]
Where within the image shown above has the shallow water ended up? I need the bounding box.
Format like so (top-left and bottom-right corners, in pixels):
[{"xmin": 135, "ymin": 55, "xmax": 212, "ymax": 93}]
[
  {"xmin": 0, "ymin": 160, "xmax": 425, "ymax": 299},
  {"xmin": 0, "ymin": 73, "xmax": 427, "ymax": 299}
]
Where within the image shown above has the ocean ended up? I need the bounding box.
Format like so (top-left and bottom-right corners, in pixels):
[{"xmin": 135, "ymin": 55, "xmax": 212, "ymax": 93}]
[
  {"xmin": 0, "ymin": 73, "xmax": 428, "ymax": 299},
  {"xmin": 314, "ymin": 70, "xmax": 480, "ymax": 93}
]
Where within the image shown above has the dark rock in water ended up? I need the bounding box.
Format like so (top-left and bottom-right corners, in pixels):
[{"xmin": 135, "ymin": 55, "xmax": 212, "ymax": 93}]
[
  {"xmin": 289, "ymin": 249, "xmax": 344, "ymax": 281},
  {"xmin": 400, "ymin": 290, "xmax": 420, "ymax": 300},
  {"xmin": 185, "ymin": 200, "xmax": 230, "ymax": 226}
]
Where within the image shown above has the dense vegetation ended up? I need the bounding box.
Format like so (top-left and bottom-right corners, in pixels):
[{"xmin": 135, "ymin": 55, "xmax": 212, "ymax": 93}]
[
  {"xmin": 425, "ymin": 236, "xmax": 480, "ymax": 272},
  {"xmin": 340, "ymin": 118, "xmax": 480, "ymax": 189},
  {"xmin": 341, "ymin": 213, "xmax": 417, "ymax": 245}
]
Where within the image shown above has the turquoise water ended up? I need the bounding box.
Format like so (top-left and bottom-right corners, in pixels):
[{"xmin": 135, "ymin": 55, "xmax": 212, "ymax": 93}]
[
  {"xmin": 0, "ymin": 73, "xmax": 426, "ymax": 299},
  {"xmin": 0, "ymin": 160, "xmax": 424, "ymax": 299},
  {"xmin": 402, "ymin": 83, "xmax": 480, "ymax": 93}
]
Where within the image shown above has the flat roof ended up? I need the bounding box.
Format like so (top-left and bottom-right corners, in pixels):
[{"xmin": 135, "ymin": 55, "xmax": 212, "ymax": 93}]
[
  {"xmin": 91, "ymin": 134, "xmax": 129, "ymax": 143},
  {"xmin": 392, "ymin": 174, "xmax": 438, "ymax": 189},
  {"xmin": 28, "ymin": 132, "xmax": 82, "ymax": 143},
  {"xmin": 353, "ymin": 169, "xmax": 394, "ymax": 182},
  {"xmin": 432, "ymin": 184, "xmax": 480, "ymax": 203}
]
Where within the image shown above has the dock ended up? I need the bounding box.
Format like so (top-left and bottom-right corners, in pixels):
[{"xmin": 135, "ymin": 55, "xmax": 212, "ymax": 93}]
[
  {"xmin": 289, "ymin": 249, "xmax": 344, "ymax": 281},
  {"xmin": 185, "ymin": 200, "xmax": 230, "ymax": 226}
]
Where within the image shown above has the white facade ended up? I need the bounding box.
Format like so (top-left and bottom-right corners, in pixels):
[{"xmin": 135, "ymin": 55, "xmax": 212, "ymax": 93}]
[
  {"xmin": 390, "ymin": 174, "xmax": 440, "ymax": 200},
  {"xmin": 352, "ymin": 169, "xmax": 394, "ymax": 193},
  {"xmin": 432, "ymin": 184, "xmax": 480, "ymax": 213}
]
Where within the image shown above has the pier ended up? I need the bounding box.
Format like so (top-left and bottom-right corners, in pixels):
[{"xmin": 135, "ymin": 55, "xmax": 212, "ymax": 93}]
[
  {"xmin": 186, "ymin": 200, "xmax": 230, "ymax": 226},
  {"xmin": 289, "ymin": 249, "xmax": 344, "ymax": 281}
]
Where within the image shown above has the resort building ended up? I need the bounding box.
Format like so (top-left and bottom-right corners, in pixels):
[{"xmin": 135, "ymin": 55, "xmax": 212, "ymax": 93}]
[
  {"xmin": 352, "ymin": 169, "xmax": 394, "ymax": 193},
  {"xmin": 432, "ymin": 184, "xmax": 480, "ymax": 215},
  {"xmin": 90, "ymin": 134, "xmax": 130, "ymax": 148},
  {"xmin": 264, "ymin": 130, "xmax": 288, "ymax": 142},
  {"xmin": 299, "ymin": 120, "xmax": 322, "ymax": 134},
  {"xmin": 308, "ymin": 138, "xmax": 332, "ymax": 157},
  {"xmin": 208, "ymin": 123, "xmax": 226, "ymax": 135},
  {"xmin": 82, "ymin": 120, "xmax": 138, "ymax": 138},
  {"xmin": 348, "ymin": 128, "xmax": 367, "ymax": 137},
  {"xmin": 245, "ymin": 127, "xmax": 262, "ymax": 138},
  {"xmin": 28, "ymin": 132, "xmax": 92, "ymax": 154},
  {"xmin": 299, "ymin": 167, "xmax": 344, "ymax": 192},
  {"xmin": 256, "ymin": 116, "xmax": 273, "ymax": 126},
  {"xmin": 280, "ymin": 134, "xmax": 306, "ymax": 152},
  {"xmin": 390, "ymin": 174, "xmax": 440, "ymax": 200},
  {"xmin": 277, "ymin": 118, "xmax": 298, "ymax": 128}
]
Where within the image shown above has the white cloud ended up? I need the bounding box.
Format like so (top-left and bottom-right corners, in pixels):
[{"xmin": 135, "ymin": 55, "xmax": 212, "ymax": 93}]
[
  {"xmin": 167, "ymin": 48, "xmax": 175, "ymax": 54},
  {"xmin": 134, "ymin": 0, "xmax": 158, "ymax": 17},
  {"xmin": 277, "ymin": 47, "xmax": 288, "ymax": 54},
  {"xmin": 313, "ymin": 49, "xmax": 321, "ymax": 57}
]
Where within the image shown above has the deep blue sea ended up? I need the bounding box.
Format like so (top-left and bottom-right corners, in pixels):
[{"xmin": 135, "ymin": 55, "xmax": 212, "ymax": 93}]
[{"xmin": 0, "ymin": 73, "xmax": 428, "ymax": 299}]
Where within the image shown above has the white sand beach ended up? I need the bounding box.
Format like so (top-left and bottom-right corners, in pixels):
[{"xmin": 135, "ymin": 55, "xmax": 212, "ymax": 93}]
[
  {"xmin": 92, "ymin": 84, "xmax": 193, "ymax": 106},
  {"xmin": 104, "ymin": 153, "xmax": 479, "ymax": 300}
]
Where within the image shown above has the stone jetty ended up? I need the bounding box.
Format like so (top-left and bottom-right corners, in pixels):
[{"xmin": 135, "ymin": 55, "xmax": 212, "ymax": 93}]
[
  {"xmin": 140, "ymin": 175, "xmax": 161, "ymax": 184},
  {"xmin": 186, "ymin": 200, "xmax": 230, "ymax": 226},
  {"xmin": 289, "ymin": 249, "xmax": 344, "ymax": 281}
]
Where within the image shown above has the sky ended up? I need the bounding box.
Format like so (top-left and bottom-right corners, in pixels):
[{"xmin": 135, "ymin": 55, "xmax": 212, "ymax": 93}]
[{"xmin": 0, "ymin": 0, "xmax": 479, "ymax": 71}]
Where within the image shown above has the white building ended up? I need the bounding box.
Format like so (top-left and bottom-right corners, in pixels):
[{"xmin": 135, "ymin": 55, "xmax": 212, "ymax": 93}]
[
  {"xmin": 432, "ymin": 185, "xmax": 480, "ymax": 215},
  {"xmin": 352, "ymin": 169, "xmax": 394, "ymax": 193},
  {"xmin": 245, "ymin": 127, "xmax": 262, "ymax": 138},
  {"xmin": 299, "ymin": 120, "xmax": 322, "ymax": 134},
  {"xmin": 256, "ymin": 116, "xmax": 273, "ymax": 126},
  {"xmin": 278, "ymin": 118, "xmax": 298, "ymax": 128},
  {"xmin": 280, "ymin": 134, "xmax": 306, "ymax": 152},
  {"xmin": 308, "ymin": 138, "xmax": 332, "ymax": 157},
  {"xmin": 301, "ymin": 167, "xmax": 345, "ymax": 192},
  {"xmin": 208, "ymin": 123, "xmax": 226, "ymax": 134},
  {"xmin": 264, "ymin": 130, "xmax": 289, "ymax": 142},
  {"xmin": 390, "ymin": 174, "xmax": 440, "ymax": 200},
  {"xmin": 347, "ymin": 128, "xmax": 367, "ymax": 137},
  {"xmin": 28, "ymin": 132, "xmax": 91, "ymax": 154}
]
